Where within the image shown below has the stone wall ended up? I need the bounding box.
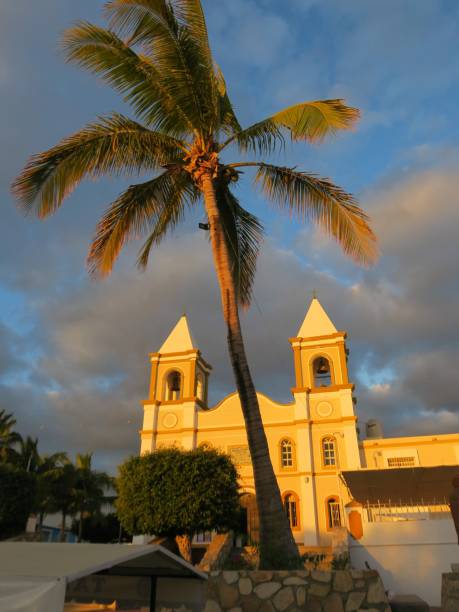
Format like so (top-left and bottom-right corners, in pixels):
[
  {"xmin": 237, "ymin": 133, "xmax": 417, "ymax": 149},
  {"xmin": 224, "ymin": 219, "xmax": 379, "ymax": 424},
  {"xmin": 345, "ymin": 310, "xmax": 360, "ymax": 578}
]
[
  {"xmin": 442, "ymin": 571, "xmax": 459, "ymax": 612},
  {"xmin": 204, "ymin": 570, "xmax": 390, "ymax": 612}
]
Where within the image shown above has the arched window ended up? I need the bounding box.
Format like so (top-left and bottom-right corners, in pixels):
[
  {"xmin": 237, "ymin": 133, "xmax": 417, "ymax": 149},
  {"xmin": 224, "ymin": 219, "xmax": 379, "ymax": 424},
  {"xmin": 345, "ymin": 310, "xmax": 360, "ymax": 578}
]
[
  {"xmin": 196, "ymin": 372, "xmax": 204, "ymax": 400},
  {"xmin": 165, "ymin": 370, "xmax": 182, "ymax": 401},
  {"xmin": 280, "ymin": 438, "xmax": 295, "ymax": 469},
  {"xmin": 283, "ymin": 492, "xmax": 299, "ymax": 529},
  {"xmin": 312, "ymin": 356, "xmax": 332, "ymax": 387},
  {"xmin": 322, "ymin": 436, "xmax": 337, "ymax": 467},
  {"xmin": 326, "ymin": 497, "xmax": 342, "ymax": 529}
]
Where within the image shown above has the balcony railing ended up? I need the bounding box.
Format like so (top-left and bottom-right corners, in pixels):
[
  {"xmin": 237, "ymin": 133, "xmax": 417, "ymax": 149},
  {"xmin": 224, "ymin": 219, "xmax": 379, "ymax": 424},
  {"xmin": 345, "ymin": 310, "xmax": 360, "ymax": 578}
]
[{"xmin": 363, "ymin": 499, "xmax": 451, "ymax": 522}]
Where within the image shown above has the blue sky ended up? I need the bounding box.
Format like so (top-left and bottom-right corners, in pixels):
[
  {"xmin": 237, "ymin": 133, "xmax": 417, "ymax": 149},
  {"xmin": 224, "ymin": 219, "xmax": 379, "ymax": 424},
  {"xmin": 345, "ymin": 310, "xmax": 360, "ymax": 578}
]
[{"xmin": 1, "ymin": 0, "xmax": 458, "ymax": 471}]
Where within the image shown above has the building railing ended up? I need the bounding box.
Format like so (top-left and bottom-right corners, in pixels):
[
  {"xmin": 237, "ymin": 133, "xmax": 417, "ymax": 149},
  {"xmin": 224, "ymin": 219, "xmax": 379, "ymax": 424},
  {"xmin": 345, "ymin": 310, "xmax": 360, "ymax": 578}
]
[{"xmin": 363, "ymin": 499, "xmax": 451, "ymax": 522}]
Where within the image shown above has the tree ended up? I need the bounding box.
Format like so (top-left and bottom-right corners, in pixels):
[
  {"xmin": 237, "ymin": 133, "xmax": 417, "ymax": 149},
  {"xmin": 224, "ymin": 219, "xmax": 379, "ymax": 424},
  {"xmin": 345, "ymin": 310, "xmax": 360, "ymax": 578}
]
[
  {"xmin": 116, "ymin": 447, "xmax": 241, "ymax": 562},
  {"xmin": 0, "ymin": 464, "xmax": 36, "ymax": 539},
  {"xmin": 12, "ymin": 0, "xmax": 377, "ymax": 568},
  {"xmin": 0, "ymin": 409, "xmax": 21, "ymax": 464},
  {"xmin": 71, "ymin": 512, "xmax": 125, "ymax": 544},
  {"xmin": 74, "ymin": 452, "xmax": 113, "ymax": 542},
  {"xmin": 9, "ymin": 435, "xmax": 70, "ymax": 531},
  {"xmin": 34, "ymin": 452, "xmax": 70, "ymax": 532}
]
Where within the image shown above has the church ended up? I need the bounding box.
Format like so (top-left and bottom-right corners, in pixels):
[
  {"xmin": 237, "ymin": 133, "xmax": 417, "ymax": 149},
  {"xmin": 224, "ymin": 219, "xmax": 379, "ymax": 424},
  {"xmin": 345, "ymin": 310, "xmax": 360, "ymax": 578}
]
[{"xmin": 139, "ymin": 298, "xmax": 459, "ymax": 547}]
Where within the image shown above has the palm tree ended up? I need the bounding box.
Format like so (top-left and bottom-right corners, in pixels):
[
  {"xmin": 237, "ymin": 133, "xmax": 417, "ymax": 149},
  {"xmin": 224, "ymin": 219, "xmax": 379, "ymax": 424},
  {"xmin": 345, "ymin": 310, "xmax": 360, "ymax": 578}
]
[
  {"xmin": 74, "ymin": 452, "xmax": 113, "ymax": 542},
  {"xmin": 34, "ymin": 451, "xmax": 70, "ymax": 533},
  {"xmin": 47, "ymin": 462, "xmax": 79, "ymax": 542},
  {"xmin": 12, "ymin": 0, "xmax": 377, "ymax": 567},
  {"xmin": 12, "ymin": 435, "xmax": 40, "ymax": 471},
  {"xmin": 0, "ymin": 409, "xmax": 21, "ymax": 463}
]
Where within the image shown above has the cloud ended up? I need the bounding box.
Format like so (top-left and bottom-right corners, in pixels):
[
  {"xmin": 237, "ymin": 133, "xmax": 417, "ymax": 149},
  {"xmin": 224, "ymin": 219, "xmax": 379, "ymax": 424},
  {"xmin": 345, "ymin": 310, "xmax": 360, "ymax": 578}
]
[
  {"xmin": 0, "ymin": 163, "xmax": 456, "ymax": 473},
  {"xmin": 0, "ymin": 1, "xmax": 458, "ymax": 472}
]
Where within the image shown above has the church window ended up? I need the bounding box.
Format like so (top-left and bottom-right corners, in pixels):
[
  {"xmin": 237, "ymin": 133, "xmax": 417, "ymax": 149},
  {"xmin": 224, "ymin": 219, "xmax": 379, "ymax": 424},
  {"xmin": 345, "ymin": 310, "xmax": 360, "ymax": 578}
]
[
  {"xmin": 312, "ymin": 356, "xmax": 332, "ymax": 387},
  {"xmin": 280, "ymin": 438, "xmax": 295, "ymax": 469},
  {"xmin": 283, "ymin": 492, "xmax": 299, "ymax": 529},
  {"xmin": 326, "ymin": 497, "xmax": 342, "ymax": 529},
  {"xmin": 165, "ymin": 370, "xmax": 182, "ymax": 400},
  {"xmin": 322, "ymin": 436, "xmax": 337, "ymax": 467},
  {"xmin": 196, "ymin": 372, "xmax": 204, "ymax": 400}
]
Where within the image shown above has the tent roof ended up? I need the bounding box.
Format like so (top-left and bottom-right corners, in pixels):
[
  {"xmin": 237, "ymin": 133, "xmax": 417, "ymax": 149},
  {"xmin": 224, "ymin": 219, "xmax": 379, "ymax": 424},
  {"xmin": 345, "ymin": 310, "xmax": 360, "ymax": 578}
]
[
  {"xmin": 0, "ymin": 543, "xmax": 206, "ymax": 584},
  {"xmin": 341, "ymin": 465, "xmax": 459, "ymax": 505}
]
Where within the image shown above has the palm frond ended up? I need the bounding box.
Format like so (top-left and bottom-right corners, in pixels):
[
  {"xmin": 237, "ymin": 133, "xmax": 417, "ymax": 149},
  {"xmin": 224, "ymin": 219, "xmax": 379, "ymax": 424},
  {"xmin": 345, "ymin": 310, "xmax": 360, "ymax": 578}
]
[
  {"xmin": 104, "ymin": 1, "xmax": 218, "ymax": 133},
  {"xmin": 214, "ymin": 63, "xmax": 242, "ymax": 137},
  {"xmin": 215, "ymin": 180, "xmax": 264, "ymax": 306},
  {"xmin": 174, "ymin": 0, "xmax": 213, "ymax": 71},
  {"xmin": 252, "ymin": 163, "xmax": 378, "ymax": 265},
  {"xmin": 222, "ymin": 99, "xmax": 359, "ymax": 154},
  {"xmin": 62, "ymin": 21, "xmax": 193, "ymax": 133},
  {"xmin": 12, "ymin": 113, "xmax": 184, "ymax": 217},
  {"xmin": 88, "ymin": 169, "xmax": 198, "ymax": 276}
]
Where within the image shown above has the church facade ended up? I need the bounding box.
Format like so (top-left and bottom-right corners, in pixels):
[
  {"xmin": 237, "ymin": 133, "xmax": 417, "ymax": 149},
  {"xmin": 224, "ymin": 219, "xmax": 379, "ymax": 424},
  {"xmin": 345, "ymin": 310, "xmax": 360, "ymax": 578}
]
[{"xmin": 139, "ymin": 298, "xmax": 459, "ymax": 546}]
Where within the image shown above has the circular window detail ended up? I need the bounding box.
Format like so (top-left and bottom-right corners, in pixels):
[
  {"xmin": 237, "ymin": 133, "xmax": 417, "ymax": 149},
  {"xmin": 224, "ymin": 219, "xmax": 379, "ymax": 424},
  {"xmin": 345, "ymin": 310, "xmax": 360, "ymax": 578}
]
[
  {"xmin": 316, "ymin": 402, "xmax": 333, "ymax": 418},
  {"xmin": 162, "ymin": 412, "xmax": 178, "ymax": 429}
]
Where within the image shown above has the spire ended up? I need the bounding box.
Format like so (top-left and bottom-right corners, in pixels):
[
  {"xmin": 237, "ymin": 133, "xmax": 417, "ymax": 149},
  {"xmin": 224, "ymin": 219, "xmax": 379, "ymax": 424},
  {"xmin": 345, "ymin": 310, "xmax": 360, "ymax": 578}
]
[
  {"xmin": 296, "ymin": 297, "xmax": 337, "ymax": 338},
  {"xmin": 159, "ymin": 314, "xmax": 197, "ymax": 353}
]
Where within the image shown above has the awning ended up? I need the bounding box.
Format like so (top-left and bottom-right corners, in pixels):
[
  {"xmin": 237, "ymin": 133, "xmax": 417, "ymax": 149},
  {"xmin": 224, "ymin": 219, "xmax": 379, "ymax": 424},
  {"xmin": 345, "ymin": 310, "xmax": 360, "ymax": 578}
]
[
  {"xmin": 341, "ymin": 465, "xmax": 459, "ymax": 505},
  {"xmin": 0, "ymin": 543, "xmax": 206, "ymax": 612}
]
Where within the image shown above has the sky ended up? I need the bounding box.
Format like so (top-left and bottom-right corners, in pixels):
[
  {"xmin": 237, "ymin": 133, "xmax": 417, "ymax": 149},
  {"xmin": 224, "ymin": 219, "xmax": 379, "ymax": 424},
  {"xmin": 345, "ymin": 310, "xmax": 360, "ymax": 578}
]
[{"xmin": 0, "ymin": 0, "xmax": 458, "ymax": 473}]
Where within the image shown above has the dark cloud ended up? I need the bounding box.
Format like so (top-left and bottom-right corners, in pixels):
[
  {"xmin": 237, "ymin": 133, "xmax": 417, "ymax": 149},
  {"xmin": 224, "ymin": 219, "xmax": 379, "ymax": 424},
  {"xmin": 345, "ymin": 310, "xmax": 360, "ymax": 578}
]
[{"xmin": 0, "ymin": 1, "xmax": 458, "ymax": 472}]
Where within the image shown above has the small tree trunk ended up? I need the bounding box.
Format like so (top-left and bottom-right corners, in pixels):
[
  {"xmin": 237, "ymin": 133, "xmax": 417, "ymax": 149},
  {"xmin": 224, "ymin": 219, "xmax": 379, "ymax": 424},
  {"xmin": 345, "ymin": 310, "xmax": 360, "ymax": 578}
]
[
  {"xmin": 78, "ymin": 511, "xmax": 83, "ymax": 543},
  {"xmin": 38, "ymin": 512, "xmax": 45, "ymax": 534},
  {"xmin": 201, "ymin": 172, "xmax": 300, "ymax": 569},
  {"xmin": 175, "ymin": 534, "xmax": 193, "ymax": 563},
  {"xmin": 59, "ymin": 512, "xmax": 67, "ymax": 542}
]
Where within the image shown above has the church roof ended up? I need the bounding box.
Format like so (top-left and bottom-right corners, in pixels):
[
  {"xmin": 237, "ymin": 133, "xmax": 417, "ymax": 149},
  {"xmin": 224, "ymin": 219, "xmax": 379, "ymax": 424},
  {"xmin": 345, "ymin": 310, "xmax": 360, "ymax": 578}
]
[
  {"xmin": 159, "ymin": 314, "xmax": 197, "ymax": 353},
  {"xmin": 296, "ymin": 297, "xmax": 337, "ymax": 338}
]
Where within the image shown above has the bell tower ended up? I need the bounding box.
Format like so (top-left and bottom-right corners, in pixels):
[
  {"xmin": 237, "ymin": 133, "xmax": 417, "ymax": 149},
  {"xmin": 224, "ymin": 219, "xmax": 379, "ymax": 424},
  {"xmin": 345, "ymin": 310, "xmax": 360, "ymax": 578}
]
[
  {"xmin": 140, "ymin": 315, "xmax": 212, "ymax": 454},
  {"xmin": 289, "ymin": 297, "xmax": 360, "ymax": 471},
  {"xmin": 290, "ymin": 297, "xmax": 349, "ymax": 392}
]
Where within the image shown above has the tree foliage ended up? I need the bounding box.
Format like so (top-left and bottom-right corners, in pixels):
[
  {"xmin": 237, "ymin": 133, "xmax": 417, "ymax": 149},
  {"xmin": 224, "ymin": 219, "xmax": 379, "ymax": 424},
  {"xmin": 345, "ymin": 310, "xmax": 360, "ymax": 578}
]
[
  {"xmin": 11, "ymin": 0, "xmax": 377, "ymax": 309},
  {"xmin": 0, "ymin": 409, "xmax": 21, "ymax": 464},
  {"xmin": 0, "ymin": 464, "xmax": 36, "ymax": 539},
  {"xmin": 116, "ymin": 447, "xmax": 241, "ymax": 539}
]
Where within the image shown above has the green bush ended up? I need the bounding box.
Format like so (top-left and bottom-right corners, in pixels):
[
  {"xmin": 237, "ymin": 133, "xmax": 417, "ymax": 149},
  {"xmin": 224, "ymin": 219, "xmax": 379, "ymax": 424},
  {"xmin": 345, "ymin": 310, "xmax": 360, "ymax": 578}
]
[
  {"xmin": 0, "ymin": 464, "xmax": 36, "ymax": 539},
  {"xmin": 116, "ymin": 446, "xmax": 241, "ymax": 539}
]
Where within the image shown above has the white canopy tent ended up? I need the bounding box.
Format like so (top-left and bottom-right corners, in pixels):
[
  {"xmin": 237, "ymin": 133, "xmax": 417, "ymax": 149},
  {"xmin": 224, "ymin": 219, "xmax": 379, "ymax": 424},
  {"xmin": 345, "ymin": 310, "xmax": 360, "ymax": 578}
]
[{"xmin": 0, "ymin": 543, "xmax": 206, "ymax": 612}]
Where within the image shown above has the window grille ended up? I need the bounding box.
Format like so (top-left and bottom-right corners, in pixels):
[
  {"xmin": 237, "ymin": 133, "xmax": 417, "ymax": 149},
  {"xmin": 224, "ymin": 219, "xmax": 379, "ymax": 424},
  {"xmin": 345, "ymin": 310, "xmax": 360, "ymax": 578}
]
[
  {"xmin": 328, "ymin": 500, "xmax": 341, "ymax": 528},
  {"xmin": 322, "ymin": 437, "xmax": 337, "ymax": 467},
  {"xmin": 284, "ymin": 494, "xmax": 298, "ymax": 528},
  {"xmin": 280, "ymin": 439, "xmax": 294, "ymax": 468},
  {"xmin": 387, "ymin": 456, "xmax": 415, "ymax": 467}
]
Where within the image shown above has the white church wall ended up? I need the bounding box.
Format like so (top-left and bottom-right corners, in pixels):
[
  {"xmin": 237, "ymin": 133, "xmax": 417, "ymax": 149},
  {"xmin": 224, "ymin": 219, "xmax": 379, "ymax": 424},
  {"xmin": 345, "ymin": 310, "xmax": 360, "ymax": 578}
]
[{"xmin": 349, "ymin": 518, "xmax": 457, "ymax": 606}]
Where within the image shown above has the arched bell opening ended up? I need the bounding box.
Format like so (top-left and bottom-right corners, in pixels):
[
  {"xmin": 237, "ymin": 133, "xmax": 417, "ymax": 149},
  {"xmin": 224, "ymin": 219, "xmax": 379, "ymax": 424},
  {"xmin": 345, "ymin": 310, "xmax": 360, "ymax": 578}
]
[
  {"xmin": 312, "ymin": 356, "xmax": 332, "ymax": 387},
  {"xmin": 164, "ymin": 370, "xmax": 182, "ymax": 401}
]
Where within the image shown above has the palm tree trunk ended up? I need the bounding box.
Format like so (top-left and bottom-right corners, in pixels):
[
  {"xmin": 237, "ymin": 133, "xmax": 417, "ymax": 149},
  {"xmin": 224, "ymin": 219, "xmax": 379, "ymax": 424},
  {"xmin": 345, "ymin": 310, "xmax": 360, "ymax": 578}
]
[
  {"xmin": 38, "ymin": 511, "xmax": 45, "ymax": 536},
  {"xmin": 201, "ymin": 171, "xmax": 300, "ymax": 569},
  {"xmin": 78, "ymin": 511, "xmax": 83, "ymax": 543},
  {"xmin": 175, "ymin": 534, "xmax": 192, "ymax": 563},
  {"xmin": 60, "ymin": 512, "xmax": 67, "ymax": 542}
]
